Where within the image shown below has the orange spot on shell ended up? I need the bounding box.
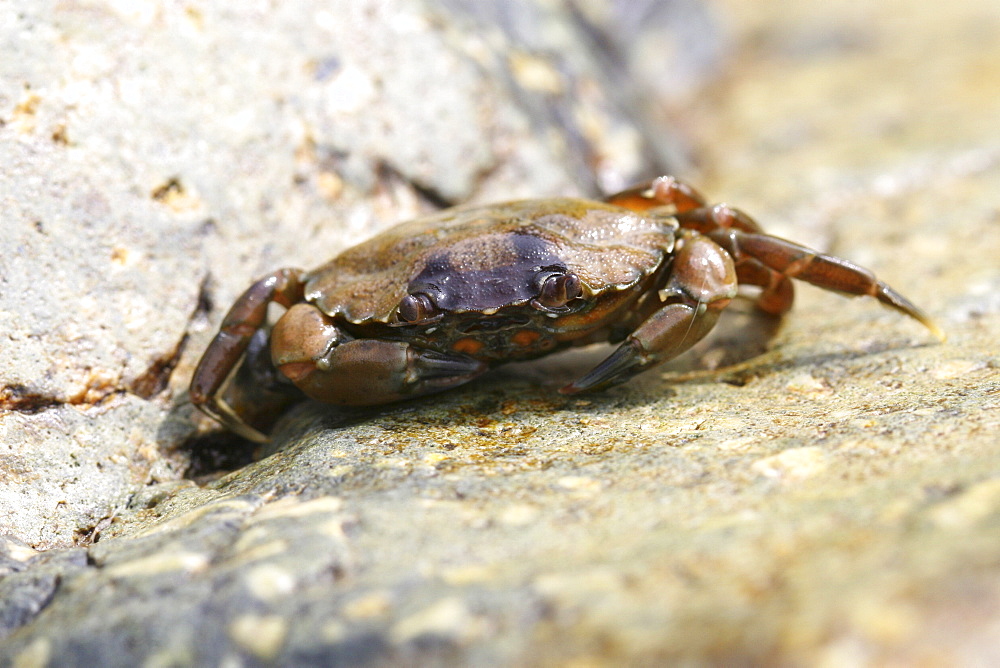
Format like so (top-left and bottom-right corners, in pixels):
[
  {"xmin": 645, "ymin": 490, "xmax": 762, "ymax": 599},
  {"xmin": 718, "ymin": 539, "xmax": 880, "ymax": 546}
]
[
  {"xmin": 511, "ymin": 329, "xmax": 541, "ymax": 347},
  {"xmin": 452, "ymin": 337, "xmax": 484, "ymax": 355}
]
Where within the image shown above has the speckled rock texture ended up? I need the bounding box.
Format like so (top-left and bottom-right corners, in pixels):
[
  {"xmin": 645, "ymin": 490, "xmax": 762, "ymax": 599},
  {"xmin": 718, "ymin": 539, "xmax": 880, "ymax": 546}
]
[
  {"xmin": 1, "ymin": 0, "xmax": 687, "ymax": 548},
  {"xmin": 2, "ymin": 0, "xmax": 999, "ymax": 665}
]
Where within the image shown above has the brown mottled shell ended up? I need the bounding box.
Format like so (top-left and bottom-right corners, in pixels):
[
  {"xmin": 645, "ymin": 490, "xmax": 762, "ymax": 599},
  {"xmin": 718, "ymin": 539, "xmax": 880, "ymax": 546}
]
[{"xmin": 303, "ymin": 198, "xmax": 678, "ymax": 324}]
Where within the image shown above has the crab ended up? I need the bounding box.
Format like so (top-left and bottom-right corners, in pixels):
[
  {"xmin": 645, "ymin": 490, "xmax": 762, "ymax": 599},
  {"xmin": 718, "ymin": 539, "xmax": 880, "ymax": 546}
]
[{"xmin": 190, "ymin": 176, "xmax": 943, "ymax": 441}]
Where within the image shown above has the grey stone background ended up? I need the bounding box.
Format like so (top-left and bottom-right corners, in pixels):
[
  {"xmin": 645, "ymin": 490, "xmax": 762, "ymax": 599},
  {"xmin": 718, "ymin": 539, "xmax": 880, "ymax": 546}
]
[{"xmin": 2, "ymin": 0, "xmax": 998, "ymax": 665}]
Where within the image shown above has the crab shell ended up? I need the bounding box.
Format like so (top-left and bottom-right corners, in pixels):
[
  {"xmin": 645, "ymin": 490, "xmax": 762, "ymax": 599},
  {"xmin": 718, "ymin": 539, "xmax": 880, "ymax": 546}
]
[{"xmin": 304, "ymin": 198, "xmax": 676, "ymax": 325}]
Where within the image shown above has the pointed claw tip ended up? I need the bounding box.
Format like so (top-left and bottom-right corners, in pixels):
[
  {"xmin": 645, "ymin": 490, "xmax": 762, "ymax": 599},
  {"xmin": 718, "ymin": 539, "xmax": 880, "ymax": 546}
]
[
  {"xmin": 411, "ymin": 350, "xmax": 486, "ymax": 379},
  {"xmin": 902, "ymin": 303, "xmax": 946, "ymax": 343},
  {"xmin": 562, "ymin": 340, "xmax": 648, "ymax": 396},
  {"xmin": 198, "ymin": 398, "xmax": 271, "ymax": 443},
  {"xmin": 237, "ymin": 425, "xmax": 271, "ymax": 444},
  {"xmin": 925, "ymin": 319, "xmax": 947, "ymax": 344},
  {"xmin": 876, "ymin": 284, "xmax": 946, "ymax": 344}
]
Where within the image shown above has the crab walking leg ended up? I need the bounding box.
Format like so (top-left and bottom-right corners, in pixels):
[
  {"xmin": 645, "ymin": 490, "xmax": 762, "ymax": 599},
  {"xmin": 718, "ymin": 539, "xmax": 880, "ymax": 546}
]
[
  {"xmin": 189, "ymin": 268, "xmax": 305, "ymax": 442},
  {"xmin": 730, "ymin": 256, "xmax": 796, "ymax": 315},
  {"xmin": 603, "ymin": 175, "xmax": 708, "ymax": 214},
  {"xmin": 681, "ymin": 205, "xmax": 946, "ymax": 341},
  {"xmin": 271, "ymin": 303, "xmax": 489, "ymax": 406},
  {"xmin": 672, "ymin": 204, "xmax": 799, "ymax": 314},
  {"xmin": 562, "ymin": 234, "xmax": 738, "ymax": 394},
  {"xmin": 673, "ymin": 202, "xmax": 764, "ymax": 234}
]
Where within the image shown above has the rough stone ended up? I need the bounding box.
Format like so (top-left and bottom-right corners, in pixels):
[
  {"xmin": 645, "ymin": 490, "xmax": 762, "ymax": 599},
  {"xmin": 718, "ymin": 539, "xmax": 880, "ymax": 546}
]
[
  {"xmin": 3, "ymin": 0, "xmax": 1000, "ymax": 665},
  {"xmin": 1, "ymin": 0, "xmax": 666, "ymax": 547}
]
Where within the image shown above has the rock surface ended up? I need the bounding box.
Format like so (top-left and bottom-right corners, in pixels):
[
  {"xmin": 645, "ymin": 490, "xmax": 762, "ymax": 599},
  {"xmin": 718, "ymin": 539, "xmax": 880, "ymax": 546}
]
[
  {"xmin": 1, "ymin": 0, "xmax": 686, "ymax": 548},
  {"xmin": 2, "ymin": 0, "xmax": 999, "ymax": 665}
]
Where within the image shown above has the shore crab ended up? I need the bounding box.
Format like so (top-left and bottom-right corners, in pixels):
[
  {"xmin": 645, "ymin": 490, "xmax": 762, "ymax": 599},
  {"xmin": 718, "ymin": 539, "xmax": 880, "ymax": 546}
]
[{"xmin": 190, "ymin": 176, "xmax": 943, "ymax": 441}]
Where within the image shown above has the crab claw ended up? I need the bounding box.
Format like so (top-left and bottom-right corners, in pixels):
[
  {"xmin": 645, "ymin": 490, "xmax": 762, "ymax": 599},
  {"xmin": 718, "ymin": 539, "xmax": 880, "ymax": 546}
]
[
  {"xmin": 271, "ymin": 303, "xmax": 486, "ymax": 405},
  {"xmin": 562, "ymin": 234, "xmax": 737, "ymax": 395},
  {"xmin": 560, "ymin": 301, "xmax": 723, "ymax": 394},
  {"xmin": 561, "ymin": 338, "xmax": 649, "ymax": 395}
]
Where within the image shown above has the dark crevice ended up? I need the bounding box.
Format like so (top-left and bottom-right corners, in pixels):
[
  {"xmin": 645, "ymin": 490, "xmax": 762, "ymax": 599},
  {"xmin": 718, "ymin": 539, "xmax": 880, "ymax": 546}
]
[
  {"xmin": 4, "ymin": 276, "xmax": 210, "ymax": 412},
  {"xmin": 129, "ymin": 335, "xmax": 189, "ymax": 400},
  {"xmin": 150, "ymin": 176, "xmax": 185, "ymax": 202},
  {"xmin": 194, "ymin": 274, "xmax": 214, "ymax": 321},
  {"xmin": 178, "ymin": 431, "xmax": 258, "ymax": 481},
  {"xmin": 73, "ymin": 516, "xmax": 114, "ymax": 547},
  {"xmin": 0, "ymin": 384, "xmax": 129, "ymax": 415},
  {"xmin": 408, "ymin": 178, "xmax": 455, "ymax": 210},
  {"xmin": 125, "ymin": 272, "xmax": 211, "ymax": 400},
  {"xmin": 375, "ymin": 160, "xmax": 455, "ymax": 209},
  {"xmin": 0, "ymin": 385, "xmax": 66, "ymax": 414}
]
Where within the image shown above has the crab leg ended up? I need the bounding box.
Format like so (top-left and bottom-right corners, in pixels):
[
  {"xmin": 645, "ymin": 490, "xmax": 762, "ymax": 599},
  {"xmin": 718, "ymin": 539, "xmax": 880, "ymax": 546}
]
[
  {"xmin": 189, "ymin": 268, "xmax": 305, "ymax": 442},
  {"xmin": 672, "ymin": 202, "xmax": 764, "ymax": 233},
  {"xmin": 730, "ymin": 230, "xmax": 944, "ymax": 340},
  {"xmin": 667, "ymin": 203, "xmax": 797, "ymax": 314},
  {"xmin": 672, "ymin": 205, "xmax": 945, "ymax": 339},
  {"xmin": 562, "ymin": 234, "xmax": 738, "ymax": 394},
  {"xmin": 609, "ymin": 183, "xmax": 796, "ymax": 313},
  {"xmin": 728, "ymin": 256, "xmax": 796, "ymax": 315},
  {"xmin": 603, "ymin": 175, "xmax": 709, "ymax": 214},
  {"xmin": 270, "ymin": 303, "xmax": 488, "ymax": 406},
  {"xmin": 674, "ymin": 205, "xmax": 945, "ymax": 340}
]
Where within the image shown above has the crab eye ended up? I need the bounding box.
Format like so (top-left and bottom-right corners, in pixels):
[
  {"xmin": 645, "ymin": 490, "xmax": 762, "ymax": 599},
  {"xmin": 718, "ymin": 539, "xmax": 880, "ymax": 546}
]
[
  {"xmin": 397, "ymin": 292, "xmax": 438, "ymax": 323},
  {"xmin": 535, "ymin": 271, "xmax": 582, "ymax": 310}
]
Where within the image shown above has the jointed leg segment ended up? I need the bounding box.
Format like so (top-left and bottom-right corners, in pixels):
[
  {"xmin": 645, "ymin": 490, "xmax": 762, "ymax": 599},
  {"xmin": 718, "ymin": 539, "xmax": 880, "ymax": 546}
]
[
  {"xmin": 673, "ymin": 204, "xmax": 944, "ymax": 339},
  {"xmin": 190, "ymin": 268, "xmax": 305, "ymax": 442},
  {"xmin": 603, "ymin": 175, "xmax": 708, "ymax": 214},
  {"xmin": 562, "ymin": 234, "xmax": 739, "ymax": 394},
  {"xmin": 571, "ymin": 177, "xmax": 944, "ymax": 396}
]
